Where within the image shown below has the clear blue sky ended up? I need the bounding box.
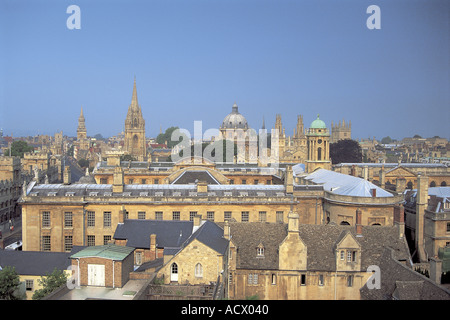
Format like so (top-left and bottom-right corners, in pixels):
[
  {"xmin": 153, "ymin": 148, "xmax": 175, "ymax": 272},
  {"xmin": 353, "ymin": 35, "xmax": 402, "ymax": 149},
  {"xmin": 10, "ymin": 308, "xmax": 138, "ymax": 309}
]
[{"xmin": 0, "ymin": 0, "xmax": 448, "ymax": 141}]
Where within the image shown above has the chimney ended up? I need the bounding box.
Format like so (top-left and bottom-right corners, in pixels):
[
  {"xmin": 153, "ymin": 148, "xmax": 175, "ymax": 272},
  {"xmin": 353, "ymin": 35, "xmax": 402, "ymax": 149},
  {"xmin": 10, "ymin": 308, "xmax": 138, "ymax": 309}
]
[
  {"xmin": 393, "ymin": 204, "xmax": 405, "ymax": 238},
  {"xmin": 193, "ymin": 215, "xmax": 202, "ymax": 227},
  {"xmin": 355, "ymin": 208, "xmax": 363, "ymax": 237},
  {"xmin": 63, "ymin": 166, "xmax": 71, "ymax": 185},
  {"xmin": 288, "ymin": 211, "xmax": 300, "ymax": 233},
  {"xmin": 285, "ymin": 165, "xmax": 293, "ymax": 194},
  {"xmin": 363, "ymin": 165, "xmax": 369, "ymax": 180},
  {"xmin": 223, "ymin": 220, "xmax": 230, "ymax": 240},
  {"xmin": 370, "ymin": 188, "xmax": 377, "ymax": 197},
  {"xmin": 118, "ymin": 205, "xmax": 126, "ymax": 224},
  {"xmin": 150, "ymin": 234, "xmax": 157, "ymax": 260},
  {"xmin": 351, "ymin": 165, "xmax": 356, "ymax": 177},
  {"xmin": 113, "ymin": 166, "xmax": 124, "ymax": 193},
  {"xmin": 429, "ymin": 256, "xmax": 442, "ymax": 284},
  {"xmin": 379, "ymin": 165, "xmax": 386, "ymax": 189},
  {"xmin": 415, "ymin": 174, "xmax": 428, "ymax": 262}
]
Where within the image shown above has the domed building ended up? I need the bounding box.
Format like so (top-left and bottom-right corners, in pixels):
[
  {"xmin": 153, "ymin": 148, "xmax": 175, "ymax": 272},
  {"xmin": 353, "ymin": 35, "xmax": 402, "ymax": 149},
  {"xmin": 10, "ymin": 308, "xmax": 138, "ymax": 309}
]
[
  {"xmin": 219, "ymin": 102, "xmax": 249, "ymax": 140},
  {"xmin": 306, "ymin": 114, "xmax": 331, "ymax": 173}
]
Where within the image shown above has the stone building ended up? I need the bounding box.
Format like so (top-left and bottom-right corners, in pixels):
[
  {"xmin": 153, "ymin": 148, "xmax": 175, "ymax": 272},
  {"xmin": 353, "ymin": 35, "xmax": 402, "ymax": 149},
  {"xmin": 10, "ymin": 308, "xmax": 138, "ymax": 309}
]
[
  {"xmin": 331, "ymin": 119, "xmax": 351, "ymax": 143},
  {"xmin": 124, "ymin": 78, "xmax": 146, "ymax": 161},
  {"xmin": 226, "ymin": 211, "xmax": 413, "ymax": 300},
  {"xmin": 0, "ymin": 156, "xmax": 22, "ymax": 223}
]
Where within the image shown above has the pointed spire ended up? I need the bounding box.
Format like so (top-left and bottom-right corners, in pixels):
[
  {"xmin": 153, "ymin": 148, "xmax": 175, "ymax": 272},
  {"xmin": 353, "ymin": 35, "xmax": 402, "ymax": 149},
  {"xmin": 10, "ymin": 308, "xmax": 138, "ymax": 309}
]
[
  {"xmin": 131, "ymin": 76, "xmax": 138, "ymax": 109},
  {"xmin": 80, "ymin": 106, "xmax": 84, "ymax": 118}
]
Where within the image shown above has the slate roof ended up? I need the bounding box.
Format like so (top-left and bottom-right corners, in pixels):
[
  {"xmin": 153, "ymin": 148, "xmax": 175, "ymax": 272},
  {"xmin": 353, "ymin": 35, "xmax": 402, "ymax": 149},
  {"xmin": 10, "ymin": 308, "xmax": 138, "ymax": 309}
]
[
  {"xmin": 360, "ymin": 248, "xmax": 450, "ymax": 300},
  {"xmin": 171, "ymin": 170, "xmax": 220, "ymax": 185},
  {"xmin": 181, "ymin": 220, "xmax": 229, "ymax": 255},
  {"xmin": 0, "ymin": 247, "xmax": 84, "ymax": 275},
  {"xmin": 228, "ymin": 223, "xmax": 411, "ymax": 271},
  {"xmin": 113, "ymin": 219, "xmax": 194, "ymax": 249}
]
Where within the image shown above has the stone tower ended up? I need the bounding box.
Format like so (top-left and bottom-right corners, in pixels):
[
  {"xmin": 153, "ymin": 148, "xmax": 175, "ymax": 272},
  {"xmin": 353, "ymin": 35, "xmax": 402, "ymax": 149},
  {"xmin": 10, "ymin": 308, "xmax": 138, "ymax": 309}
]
[
  {"xmin": 75, "ymin": 107, "xmax": 89, "ymax": 158},
  {"xmin": 124, "ymin": 77, "xmax": 146, "ymax": 161},
  {"xmin": 306, "ymin": 114, "xmax": 331, "ymax": 173},
  {"xmin": 331, "ymin": 119, "xmax": 351, "ymax": 143}
]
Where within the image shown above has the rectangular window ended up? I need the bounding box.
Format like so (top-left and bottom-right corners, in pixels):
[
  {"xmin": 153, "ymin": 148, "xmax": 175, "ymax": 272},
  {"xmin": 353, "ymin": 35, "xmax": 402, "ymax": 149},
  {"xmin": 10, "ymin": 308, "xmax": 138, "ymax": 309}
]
[
  {"xmin": 242, "ymin": 179, "xmax": 247, "ymax": 184},
  {"xmin": 64, "ymin": 235, "xmax": 73, "ymax": 252},
  {"xmin": 87, "ymin": 211, "xmax": 95, "ymax": 227},
  {"xmin": 128, "ymin": 179, "xmax": 134, "ymax": 184},
  {"xmin": 248, "ymin": 273, "xmax": 258, "ymax": 285},
  {"xmin": 352, "ymin": 251, "xmax": 357, "ymax": 262},
  {"xmin": 26, "ymin": 280, "xmax": 34, "ymax": 291},
  {"xmin": 155, "ymin": 211, "xmax": 163, "ymax": 220},
  {"xmin": 347, "ymin": 250, "xmax": 352, "ymax": 262},
  {"xmin": 103, "ymin": 212, "xmax": 111, "ymax": 227},
  {"xmin": 300, "ymin": 274, "xmax": 306, "ymax": 286},
  {"xmin": 276, "ymin": 211, "xmax": 284, "ymax": 223},
  {"xmin": 87, "ymin": 235, "xmax": 95, "ymax": 246},
  {"xmin": 154, "ymin": 179, "xmax": 159, "ymax": 184},
  {"xmin": 207, "ymin": 211, "xmax": 215, "ymax": 221},
  {"xmin": 230, "ymin": 179, "xmax": 234, "ymax": 185},
  {"xmin": 347, "ymin": 275, "xmax": 354, "ymax": 287},
  {"xmin": 64, "ymin": 212, "xmax": 73, "ymax": 228},
  {"xmin": 224, "ymin": 211, "xmax": 232, "ymax": 221},
  {"xmin": 447, "ymin": 222, "xmax": 450, "ymax": 233},
  {"xmin": 259, "ymin": 211, "xmax": 267, "ymax": 222},
  {"xmin": 141, "ymin": 179, "xmax": 146, "ymax": 184},
  {"xmin": 100, "ymin": 178, "xmax": 107, "ymax": 184},
  {"xmin": 189, "ymin": 211, "xmax": 197, "ymax": 221},
  {"xmin": 138, "ymin": 211, "xmax": 146, "ymax": 220},
  {"xmin": 173, "ymin": 211, "xmax": 180, "ymax": 221},
  {"xmin": 318, "ymin": 275, "xmax": 324, "ymax": 286},
  {"xmin": 42, "ymin": 236, "xmax": 51, "ymax": 251},
  {"xmin": 340, "ymin": 250, "xmax": 345, "ymax": 260},
  {"xmin": 241, "ymin": 211, "xmax": 249, "ymax": 222},
  {"xmin": 104, "ymin": 235, "xmax": 111, "ymax": 245},
  {"xmin": 254, "ymin": 179, "xmax": 258, "ymax": 185},
  {"xmin": 42, "ymin": 211, "xmax": 51, "ymax": 228}
]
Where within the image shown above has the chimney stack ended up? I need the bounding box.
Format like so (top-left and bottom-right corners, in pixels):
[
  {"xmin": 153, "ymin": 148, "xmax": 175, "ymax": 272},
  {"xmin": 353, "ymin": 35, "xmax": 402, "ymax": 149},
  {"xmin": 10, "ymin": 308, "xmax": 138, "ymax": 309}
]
[
  {"xmin": 355, "ymin": 208, "xmax": 363, "ymax": 237},
  {"xmin": 150, "ymin": 234, "xmax": 157, "ymax": 260},
  {"xmin": 394, "ymin": 204, "xmax": 405, "ymax": 238},
  {"xmin": 113, "ymin": 166, "xmax": 124, "ymax": 193},
  {"xmin": 224, "ymin": 220, "xmax": 230, "ymax": 240},
  {"xmin": 371, "ymin": 188, "xmax": 377, "ymax": 197},
  {"xmin": 118, "ymin": 205, "xmax": 126, "ymax": 224},
  {"xmin": 285, "ymin": 165, "xmax": 293, "ymax": 194},
  {"xmin": 429, "ymin": 257, "xmax": 442, "ymax": 284},
  {"xmin": 416, "ymin": 174, "xmax": 428, "ymax": 262},
  {"xmin": 288, "ymin": 211, "xmax": 300, "ymax": 233}
]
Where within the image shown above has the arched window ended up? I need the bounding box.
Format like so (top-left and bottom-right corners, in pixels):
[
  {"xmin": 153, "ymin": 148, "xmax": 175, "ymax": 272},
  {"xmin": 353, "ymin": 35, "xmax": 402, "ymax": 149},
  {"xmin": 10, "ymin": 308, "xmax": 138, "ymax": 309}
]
[
  {"xmin": 407, "ymin": 181, "xmax": 413, "ymax": 189},
  {"xmin": 340, "ymin": 221, "xmax": 350, "ymax": 226},
  {"xmin": 195, "ymin": 263, "xmax": 203, "ymax": 278},
  {"xmin": 430, "ymin": 181, "xmax": 436, "ymax": 187},
  {"xmin": 132, "ymin": 134, "xmax": 139, "ymax": 148},
  {"xmin": 170, "ymin": 263, "xmax": 178, "ymax": 282},
  {"xmin": 318, "ymin": 147, "xmax": 322, "ymax": 160},
  {"xmin": 133, "ymin": 118, "xmax": 138, "ymax": 128},
  {"xmin": 441, "ymin": 181, "xmax": 447, "ymax": 187}
]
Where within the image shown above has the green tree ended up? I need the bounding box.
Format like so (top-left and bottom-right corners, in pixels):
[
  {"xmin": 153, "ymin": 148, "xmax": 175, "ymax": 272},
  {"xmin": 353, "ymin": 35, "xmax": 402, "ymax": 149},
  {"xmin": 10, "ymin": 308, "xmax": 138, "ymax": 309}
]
[
  {"xmin": 0, "ymin": 266, "xmax": 24, "ymax": 300},
  {"xmin": 32, "ymin": 268, "xmax": 67, "ymax": 300},
  {"xmin": 120, "ymin": 154, "xmax": 137, "ymax": 162},
  {"xmin": 330, "ymin": 139, "xmax": 362, "ymax": 165},
  {"xmin": 4, "ymin": 141, "xmax": 34, "ymax": 158},
  {"xmin": 381, "ymin": 136, "xmax": 393, "ymax": 144}
]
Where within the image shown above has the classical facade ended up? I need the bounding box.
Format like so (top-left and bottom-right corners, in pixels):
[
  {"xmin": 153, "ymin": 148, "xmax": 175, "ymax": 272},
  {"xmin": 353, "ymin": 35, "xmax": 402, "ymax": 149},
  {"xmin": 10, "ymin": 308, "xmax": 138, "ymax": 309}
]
[
  {"xmin": 124, "ymin": 78, "xmax": 147, "ymax": 161},
  {"xmin": 0, "ymin": 156, "xmax": 22, "ymax": 223}
]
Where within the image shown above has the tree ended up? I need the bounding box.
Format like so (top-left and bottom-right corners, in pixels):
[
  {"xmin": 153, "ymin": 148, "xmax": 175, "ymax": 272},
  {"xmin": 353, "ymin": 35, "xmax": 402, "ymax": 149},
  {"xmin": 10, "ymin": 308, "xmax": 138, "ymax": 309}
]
[
  {"xmin": 330, "ymin": 139, "xmax": 362, "ymax": 164},
  {"xmin": 4, "ymin": 141, "xmax": 34, "ymax": 158},
  {"xmin": 157, "ymin": 127, "xmax": 183, "ymax": 149},
  {"xmin": 381, "ymin": 136, "xmax": 393, "ymax": 144},
  {"xmin": 0, "ymin": 266, "xmax": 24, "ymax": 300},
  {"xmin": 32, "ymin": 268, "xmax": 67, "ymax": 300},
  {"xmin": 120, "ymin": 154, "xmax": 137, "ymax": 162}
]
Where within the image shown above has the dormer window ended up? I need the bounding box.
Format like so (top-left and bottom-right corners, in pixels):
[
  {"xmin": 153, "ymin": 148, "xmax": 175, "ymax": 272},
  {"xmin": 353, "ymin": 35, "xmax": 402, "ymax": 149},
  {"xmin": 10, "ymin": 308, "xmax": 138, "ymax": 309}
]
[
  {"xmin": 347, "ymin": 250, "xmax": 357, "ymax": 262},
  {"xmin": 256, "ymin": 243, "xmax": 265, "ymax": 258}
]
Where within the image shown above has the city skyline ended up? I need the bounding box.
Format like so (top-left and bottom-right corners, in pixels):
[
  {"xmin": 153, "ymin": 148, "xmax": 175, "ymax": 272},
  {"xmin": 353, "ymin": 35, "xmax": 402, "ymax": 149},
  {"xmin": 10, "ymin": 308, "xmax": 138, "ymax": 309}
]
[{"xmin": 1, "ymin": 0, "xmax": 449, "ymax": 140}]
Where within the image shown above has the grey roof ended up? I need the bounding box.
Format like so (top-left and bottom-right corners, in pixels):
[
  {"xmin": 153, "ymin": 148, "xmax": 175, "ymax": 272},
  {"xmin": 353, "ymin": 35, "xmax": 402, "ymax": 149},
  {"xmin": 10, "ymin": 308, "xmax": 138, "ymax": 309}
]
[
  {"xmin": 171, "ymin": 170, "xmax": 220, "ymax": 185},
  {"xmin": 360, "ymin": 248, "xmax": 450, "ymax": 300},
  {"xmin": 113, "ymin": 219, "xmax": 193, "ymax": 249},
  {"xmin": 228, "ymin": 223, "xmax": 410, "ymax": 271},
  {"xmin": 0, "ymin": 247, "xmax": 84, "ymax": 275},
  {"xmin": 181, "ymin": 220, "xmax": 229, "ymax": 255}
]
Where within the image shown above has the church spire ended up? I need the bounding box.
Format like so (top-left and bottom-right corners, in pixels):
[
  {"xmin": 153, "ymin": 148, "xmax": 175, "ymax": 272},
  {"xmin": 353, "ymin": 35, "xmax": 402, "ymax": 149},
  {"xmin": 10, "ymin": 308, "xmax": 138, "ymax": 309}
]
[{"xmin": 131, "ymin": 76, "xmax": 139, "ymax": 110}]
